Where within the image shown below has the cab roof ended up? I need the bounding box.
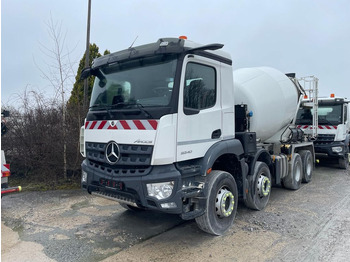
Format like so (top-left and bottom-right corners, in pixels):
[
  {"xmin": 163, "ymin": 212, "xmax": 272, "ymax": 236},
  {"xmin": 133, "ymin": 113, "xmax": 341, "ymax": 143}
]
[
  {"xmin": 92, "ymin": 37, "xmax": 232, "ymax": 69},
  {"xmin": 318, "ymin": 97, "xmax": 349, "ymax": 104}
]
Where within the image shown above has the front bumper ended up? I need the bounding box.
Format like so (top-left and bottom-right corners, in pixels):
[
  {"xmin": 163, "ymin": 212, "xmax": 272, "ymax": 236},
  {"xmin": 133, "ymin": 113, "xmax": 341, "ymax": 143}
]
[
  {"xmin": 81, "ymin": 160, "xmax": 197, "ymax": 215},
  {"xmin": 314, "ymin": 141, "xmax": 347, "ymax": 159}
]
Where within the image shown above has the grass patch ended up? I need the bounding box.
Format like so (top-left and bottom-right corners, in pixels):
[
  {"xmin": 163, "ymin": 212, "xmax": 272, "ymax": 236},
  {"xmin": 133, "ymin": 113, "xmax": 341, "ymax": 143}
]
[{"xmin": 8, "ymin": 176, "xmax": 81, "ymax": 192}]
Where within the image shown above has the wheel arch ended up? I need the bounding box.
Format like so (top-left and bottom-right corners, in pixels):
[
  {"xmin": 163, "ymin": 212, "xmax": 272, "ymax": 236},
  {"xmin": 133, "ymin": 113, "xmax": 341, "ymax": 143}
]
[
  {"xmin": 200, "ymin": 139, "xmax": 244, "ymax": 175},
  {"xmin": 295, "ymin": 144, "xmax": 315, "ymax": 162},
  {"xmin": 201, "ymin": 139, "xmax": 247, "ymax": 196},
  {"xmin": 248, "ymin": 148, "xmax": 273, "ymax": 178},
  {"xmin": 211, "ymin": 153, "xmax": 245, "ymax": 195}
]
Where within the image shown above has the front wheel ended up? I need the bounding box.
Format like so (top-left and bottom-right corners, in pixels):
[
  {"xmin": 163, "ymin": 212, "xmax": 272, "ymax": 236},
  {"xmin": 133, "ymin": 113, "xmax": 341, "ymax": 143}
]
[
  {"xmin": 339, "ymin": 153, "xmax": 349, "ymax": 170},
  {"xmin": 195, "ymin": 170, "xmax": 238, "ymax": 236}
]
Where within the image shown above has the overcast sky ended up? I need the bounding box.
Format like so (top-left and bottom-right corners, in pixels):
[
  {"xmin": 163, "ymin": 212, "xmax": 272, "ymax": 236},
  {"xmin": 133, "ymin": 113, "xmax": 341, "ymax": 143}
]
[{"xmin": 2, "ymin": 0, "xmax": 350, "ymax": 106}]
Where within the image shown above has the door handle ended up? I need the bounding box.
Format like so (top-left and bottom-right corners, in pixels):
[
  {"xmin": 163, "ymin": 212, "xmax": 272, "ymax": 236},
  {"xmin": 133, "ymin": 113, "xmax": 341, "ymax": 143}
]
[{"xmin": 211, "ymin": 129, "xmax": 221, "ymax": 139}]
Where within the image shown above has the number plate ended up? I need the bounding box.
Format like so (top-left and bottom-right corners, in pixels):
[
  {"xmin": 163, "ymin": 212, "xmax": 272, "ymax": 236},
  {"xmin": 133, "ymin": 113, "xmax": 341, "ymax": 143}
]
[{"xmin": 99, "ymin": 178, "xmax": 123, "ymax": 190}]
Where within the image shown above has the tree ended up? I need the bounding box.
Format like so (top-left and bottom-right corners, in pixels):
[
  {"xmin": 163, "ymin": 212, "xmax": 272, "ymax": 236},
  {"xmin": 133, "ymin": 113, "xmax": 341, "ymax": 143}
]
[
  {"xmin": 68, "ymin": 44, "xmax": 110, "ymax": 107},
  {"xmin": 37, "ymin": 16, "xmax": 76, "ymax": 180},
  {"xmin": 65, "ymin": 44, "xmax": 110, "ymax": 176},
  {"xmin": 1, "ymin": 18, "xmax": 112, "ymax": 188},
  {"xmin": 2, "ymin": 32, "xmax": 112, "ymax": 187},
  {"xmin": 1, "ymin": 90, "xmax": 64, "ymax": 184}
]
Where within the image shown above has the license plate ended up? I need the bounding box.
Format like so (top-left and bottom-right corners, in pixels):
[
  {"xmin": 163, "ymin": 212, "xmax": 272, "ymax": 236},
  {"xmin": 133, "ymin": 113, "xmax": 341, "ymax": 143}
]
[{"xmin": 99, "ymin": 178, "xmax": 123, "ymax": 190}]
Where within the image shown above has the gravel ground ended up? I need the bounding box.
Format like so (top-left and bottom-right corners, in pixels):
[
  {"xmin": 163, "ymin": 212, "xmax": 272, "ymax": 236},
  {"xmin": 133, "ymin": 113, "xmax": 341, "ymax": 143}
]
[{"xmin": 2, "ymin": 163, "xmax": 350, "ymax": 262}]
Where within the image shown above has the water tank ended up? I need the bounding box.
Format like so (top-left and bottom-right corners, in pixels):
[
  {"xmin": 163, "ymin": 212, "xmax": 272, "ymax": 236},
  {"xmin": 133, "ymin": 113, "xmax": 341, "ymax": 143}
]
[{"xmin": 233, "ymin": 67, "xmax": 300, "ymax": 143}]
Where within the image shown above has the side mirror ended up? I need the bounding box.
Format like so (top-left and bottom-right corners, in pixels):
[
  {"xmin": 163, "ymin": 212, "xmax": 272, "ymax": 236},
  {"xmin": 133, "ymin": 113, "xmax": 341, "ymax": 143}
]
[
  {"xmin": 80, "ymin": 68, "xmax": 92, "ymax": 80},
  {"xmin": 1, "ymin": 110, "xmax": 10, "ymax": 117}
]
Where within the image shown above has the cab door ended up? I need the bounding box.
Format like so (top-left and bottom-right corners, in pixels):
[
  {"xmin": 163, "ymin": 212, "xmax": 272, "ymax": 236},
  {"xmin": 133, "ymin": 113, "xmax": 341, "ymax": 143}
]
[{"xmin": 176, "ymin": 55, "xmax": 222, "ymax": 162}]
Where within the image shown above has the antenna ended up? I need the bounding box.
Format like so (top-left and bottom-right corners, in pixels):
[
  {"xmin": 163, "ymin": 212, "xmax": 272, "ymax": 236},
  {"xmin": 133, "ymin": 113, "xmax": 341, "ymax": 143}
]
[{"xmin": 129, "ymin": 36, "xmax": 139, "ymax": 49}]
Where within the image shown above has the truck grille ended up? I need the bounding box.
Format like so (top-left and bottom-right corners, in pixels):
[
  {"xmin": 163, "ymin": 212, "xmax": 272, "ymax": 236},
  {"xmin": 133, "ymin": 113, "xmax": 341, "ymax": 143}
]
[
  {"xmin": 86, "ymin": 142, "xmax": 153, "ymax": 176},
  {"xmin": 314, "ymin": 134, "xmax": 335, "ymax": 145}
]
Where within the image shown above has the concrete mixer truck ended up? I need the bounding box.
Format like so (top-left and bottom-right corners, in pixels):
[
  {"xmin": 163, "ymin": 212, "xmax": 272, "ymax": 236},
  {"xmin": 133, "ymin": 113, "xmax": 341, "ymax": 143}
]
[
  {"xmin": 80, "ymin": 37, "xmax": 316, "ymax": 235},
  {"xmin": 297, "ymin": 94, "xmax": 350, "ymax": 169}
]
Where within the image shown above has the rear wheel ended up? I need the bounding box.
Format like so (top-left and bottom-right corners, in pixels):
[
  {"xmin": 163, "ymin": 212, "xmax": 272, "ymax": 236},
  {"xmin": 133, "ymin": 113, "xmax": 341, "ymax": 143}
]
[
  {"xmin": 244, "ymin": 161, "xmax": 272, "ymax": 211},
  {"xmin": 195, "ymin": 170, "xmax": 238, "ymax": 236},
  {"xmin": 299, "ymin": 150, "xmax": 313, "ymax": 183},
  {"xmin": 283, "ymin": 153, "xmax": 303, "ymax": 190}
]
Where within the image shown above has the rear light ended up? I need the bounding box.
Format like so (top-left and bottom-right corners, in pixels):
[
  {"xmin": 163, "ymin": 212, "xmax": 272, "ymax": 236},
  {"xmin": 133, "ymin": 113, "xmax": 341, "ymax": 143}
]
[
  {"xmin": 2, "ymin": 171, "xmax": 10, "ymax": 177},
  {"xmin": 1, "ymin": 164, "xmax": 10, "ymax": 177}
]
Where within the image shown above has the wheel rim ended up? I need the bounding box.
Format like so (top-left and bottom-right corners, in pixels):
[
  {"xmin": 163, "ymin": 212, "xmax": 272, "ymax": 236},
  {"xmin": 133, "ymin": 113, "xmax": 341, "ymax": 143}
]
[
  {"xmin": 257, "ymin": 175, "xmax": 271, "ymax": 198},
  {"xmin": 295, "ymin": 161, "xmax": 302, "ymax": 181},
  {"xmin": 306, "ymin": 157, "xmax": 312, "ymax": 177},
  {"xmin": 215, "ymin": 187, "xmax": 235, "ymax": 218}
]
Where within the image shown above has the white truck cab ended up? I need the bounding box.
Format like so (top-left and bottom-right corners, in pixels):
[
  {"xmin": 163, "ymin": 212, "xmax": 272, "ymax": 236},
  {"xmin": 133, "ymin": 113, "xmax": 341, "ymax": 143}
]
[{"xmin": 297, "ymin": 95, "xmax": 350, "ymax": 169}]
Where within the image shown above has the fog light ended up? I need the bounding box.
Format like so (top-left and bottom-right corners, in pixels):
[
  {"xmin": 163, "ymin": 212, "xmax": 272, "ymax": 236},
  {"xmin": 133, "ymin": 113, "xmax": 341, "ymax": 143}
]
[
  {"xmin": 82, "ymin": 171, "xmax": 88, "ymax": 183},
  {"xmin": 332, "ymin": 146, "xmax": 342, "ymax": 153},
  {"xmin": 161, "ymin": 202, "xmax": 177, "ymax": 208},
  {"xmin": 147, "ymin": 181, "xmax": 174, "ymax": 200}
]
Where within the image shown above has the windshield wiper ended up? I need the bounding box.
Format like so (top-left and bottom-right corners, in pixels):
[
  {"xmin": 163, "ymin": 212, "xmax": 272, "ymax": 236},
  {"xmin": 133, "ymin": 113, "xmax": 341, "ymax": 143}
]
[
  {"xmin": 90, "ymin": 103, "xmax": 154, "ymax": 119},
  {"xmin": 319, "ymin": 118, "xmax": 337, "ymax": 126},
  {"xmin": 134, "ymin": 103, "xmax": 154, "ymax": 119},
  {"xmin": 110, "ymin": 102, "xmax": 154, "ymax": 119},
  {"xmin": 89, "ymin": 104, "xmax": 111, "ymax": 110}
]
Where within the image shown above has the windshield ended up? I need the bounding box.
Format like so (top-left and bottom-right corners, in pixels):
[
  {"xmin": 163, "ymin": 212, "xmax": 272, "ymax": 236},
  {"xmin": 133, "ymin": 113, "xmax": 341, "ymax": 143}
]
[
  {"xmin": 89, "ymin": 55, "xmax": 177, "ymax": 111},
  {"xmin": 296, "ymin": 104, "xmax": 342, "ymax": 125}
]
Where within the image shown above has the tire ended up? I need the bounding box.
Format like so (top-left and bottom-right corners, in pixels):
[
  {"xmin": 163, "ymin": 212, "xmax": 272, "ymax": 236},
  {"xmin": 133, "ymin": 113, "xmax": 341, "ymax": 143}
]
[
  {"xmin": 339, "ymin": 153, "xmax": 349, "ymax": 170},
  {"xmin": 244, "ymin": 161, "xmax": 272, "ymax": 211},
  {"xmin": 299, "ymin": 150, "xmax": 313, "ymax": 183},
  {"xmin": 283, "ymin": 153, "xmax": 303, "ymax": 190},
  {"xmin": 119, "ymin": 203, "xmax": 145, "ymax": 212},
  {"xmin": 195, "ymin": 170, "xmax": 238, "ymax": 236}
]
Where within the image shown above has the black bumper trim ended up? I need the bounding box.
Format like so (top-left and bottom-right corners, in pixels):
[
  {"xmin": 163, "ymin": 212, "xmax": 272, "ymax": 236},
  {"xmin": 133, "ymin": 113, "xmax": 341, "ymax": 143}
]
[
  {"xmin": 82, "ymin": 160, "xmax": 185, "ymax": 214},
  {"xmin": 315, "ymin": 141, "xmax": 347, "ymax": 158}
]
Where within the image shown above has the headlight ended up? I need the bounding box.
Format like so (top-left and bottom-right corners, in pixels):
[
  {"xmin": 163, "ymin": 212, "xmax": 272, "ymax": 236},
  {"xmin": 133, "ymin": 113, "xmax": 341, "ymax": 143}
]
[
  {"xmin": 80, "ymin": 125, "xmax": 85, "ymax": 157},
  {"xmin": 332, "ymin": 146, "xmax": 343, "ymax": 153},
  {"xmin": 81, "ymin": 170, "xmax": 88, "ymax": 183},
  {"xmin": 146, "ymin": 181, "xmax": 174, "ymax": 200}
]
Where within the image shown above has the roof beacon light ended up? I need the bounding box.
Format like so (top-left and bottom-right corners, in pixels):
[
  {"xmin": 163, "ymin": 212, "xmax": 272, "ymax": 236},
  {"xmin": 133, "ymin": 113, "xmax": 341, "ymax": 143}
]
[
  {"xmin": 330, "ymin": 93, "xmax": 335, "ymax": 98},
  {"xmin": 179, "ymin": 36, "xmax": 187, "ymax": 40},
  {"xmin": 304, "ymin": 95, "xmax": 308, "ymax": 99}
]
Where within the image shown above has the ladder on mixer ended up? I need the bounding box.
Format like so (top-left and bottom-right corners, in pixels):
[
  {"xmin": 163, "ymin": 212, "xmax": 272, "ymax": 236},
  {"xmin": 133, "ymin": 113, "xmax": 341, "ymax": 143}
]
[{"xmin": 298, "ymin": 76, "xmax": 319, "ymax": 140}]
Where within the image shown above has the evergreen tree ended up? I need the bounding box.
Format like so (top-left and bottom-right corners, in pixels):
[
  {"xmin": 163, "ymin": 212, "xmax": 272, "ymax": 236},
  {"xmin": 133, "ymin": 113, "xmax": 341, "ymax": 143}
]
[
  {"xmin": 68, "ymin": 43, "xmax": 110, "ymax": 106},
  {"xmin": 65, "ymin": 44, "xmax": 111, "ymax": 176}
]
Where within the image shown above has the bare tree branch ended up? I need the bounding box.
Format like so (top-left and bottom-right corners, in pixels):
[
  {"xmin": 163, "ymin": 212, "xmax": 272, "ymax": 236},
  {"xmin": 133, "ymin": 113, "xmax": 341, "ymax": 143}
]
[{"xmin": 34, "ymin": 14, "xmax": 79, "ymax": 180}]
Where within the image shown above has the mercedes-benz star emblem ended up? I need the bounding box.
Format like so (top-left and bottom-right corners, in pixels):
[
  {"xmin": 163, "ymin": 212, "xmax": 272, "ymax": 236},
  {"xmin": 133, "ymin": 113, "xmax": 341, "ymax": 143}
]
[{"xmin": 105, "ymin": 141, "xmax": 120, "ymax": 165}]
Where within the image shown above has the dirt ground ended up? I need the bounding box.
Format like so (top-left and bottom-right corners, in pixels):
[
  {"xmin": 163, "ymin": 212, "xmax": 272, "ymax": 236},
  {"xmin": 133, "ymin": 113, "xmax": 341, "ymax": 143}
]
[{"xmin": 1, "ymin": 162, "xmax": 350, "ymax": 262}]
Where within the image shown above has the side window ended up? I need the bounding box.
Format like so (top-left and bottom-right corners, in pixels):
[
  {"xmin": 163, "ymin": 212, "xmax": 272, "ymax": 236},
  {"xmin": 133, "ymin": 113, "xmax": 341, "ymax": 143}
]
[
  {"xmin": 344, "ymin": 104, "xmax": 348, "ymax": 122},
  {"xmin": 184, "ymin": 62, "xmax": 216, "ymax": 112}
]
